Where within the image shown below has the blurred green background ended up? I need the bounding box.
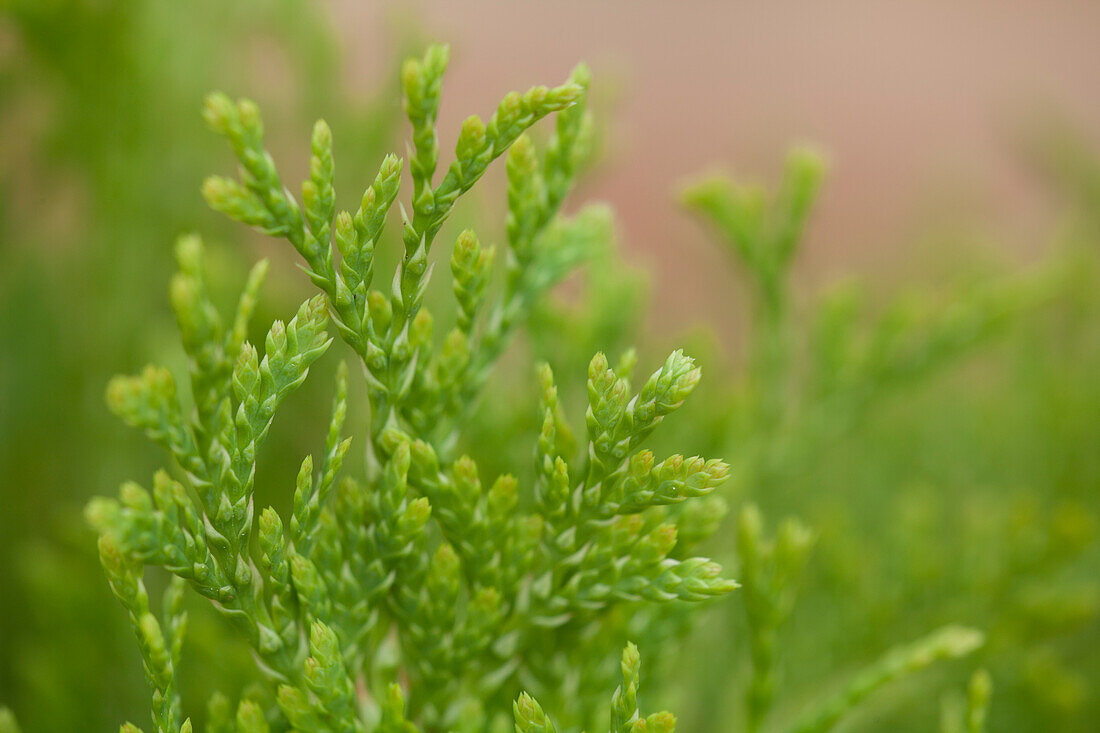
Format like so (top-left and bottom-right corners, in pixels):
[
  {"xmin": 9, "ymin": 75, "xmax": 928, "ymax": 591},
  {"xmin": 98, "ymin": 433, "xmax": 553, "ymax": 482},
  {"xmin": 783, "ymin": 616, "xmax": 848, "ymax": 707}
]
[{"xmin": 1, "ymin": 1, "xmax": 1098, "ymax": 731}]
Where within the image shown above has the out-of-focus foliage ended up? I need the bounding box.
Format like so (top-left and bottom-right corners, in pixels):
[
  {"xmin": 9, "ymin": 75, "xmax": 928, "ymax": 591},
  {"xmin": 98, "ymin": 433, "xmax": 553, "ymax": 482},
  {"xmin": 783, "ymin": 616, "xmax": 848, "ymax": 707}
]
[
  {"xmin": 0, "ymin": 1, "xmax": 405, "ymax": 729},
  {"xmin": 668, "ymin": 149, "xmax": 1099, "ymax": 732}
]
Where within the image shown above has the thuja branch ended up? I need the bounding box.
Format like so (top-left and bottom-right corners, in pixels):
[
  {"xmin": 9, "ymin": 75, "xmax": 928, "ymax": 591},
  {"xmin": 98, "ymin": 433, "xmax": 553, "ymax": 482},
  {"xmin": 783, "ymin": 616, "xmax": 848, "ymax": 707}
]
[{"xmin": 90, "ymin": 43, "xmax": 737, "ymax": 733}]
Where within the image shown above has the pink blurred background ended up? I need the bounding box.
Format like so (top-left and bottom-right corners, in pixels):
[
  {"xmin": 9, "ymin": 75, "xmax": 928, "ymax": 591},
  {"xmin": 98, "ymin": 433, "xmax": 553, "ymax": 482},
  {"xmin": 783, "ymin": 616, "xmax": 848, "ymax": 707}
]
[{"xmin": 334, "ymin": 0, "xmax": 1100, "ymax": 333}]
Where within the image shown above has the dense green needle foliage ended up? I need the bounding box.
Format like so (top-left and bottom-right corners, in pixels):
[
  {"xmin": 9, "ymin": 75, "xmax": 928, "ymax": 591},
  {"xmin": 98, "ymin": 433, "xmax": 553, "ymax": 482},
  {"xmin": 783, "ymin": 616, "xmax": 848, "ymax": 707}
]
[
  {"xmin": 86, "ymin": 45, "xmax": 741, "ymax": 733},
  {"xmin": 7, "ymin": 13, "xmax": 1097, "ymax": 730}
]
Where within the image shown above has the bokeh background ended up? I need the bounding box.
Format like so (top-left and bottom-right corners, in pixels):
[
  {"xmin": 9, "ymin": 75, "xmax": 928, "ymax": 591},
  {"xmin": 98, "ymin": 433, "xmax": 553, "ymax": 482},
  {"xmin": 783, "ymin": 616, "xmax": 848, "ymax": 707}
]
[{"xmin": 2, "ymin": 1, "xmax": 1099, "ymax": 731}]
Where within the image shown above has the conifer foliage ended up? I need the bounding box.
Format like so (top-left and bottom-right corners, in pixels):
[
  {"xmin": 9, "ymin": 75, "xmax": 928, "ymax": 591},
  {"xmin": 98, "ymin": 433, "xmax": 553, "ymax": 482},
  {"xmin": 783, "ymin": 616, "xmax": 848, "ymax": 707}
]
[{"xmin": 87, "ymin": 45, "xmax": 735, "ymax": 733}]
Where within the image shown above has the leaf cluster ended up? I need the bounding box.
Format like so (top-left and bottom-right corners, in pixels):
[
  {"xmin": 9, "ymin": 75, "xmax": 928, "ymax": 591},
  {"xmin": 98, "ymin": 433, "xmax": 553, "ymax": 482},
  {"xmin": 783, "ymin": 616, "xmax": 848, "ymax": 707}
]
[{"xmin": 88, "ymin": 44, "xmax": 735, "ymax": 733}]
